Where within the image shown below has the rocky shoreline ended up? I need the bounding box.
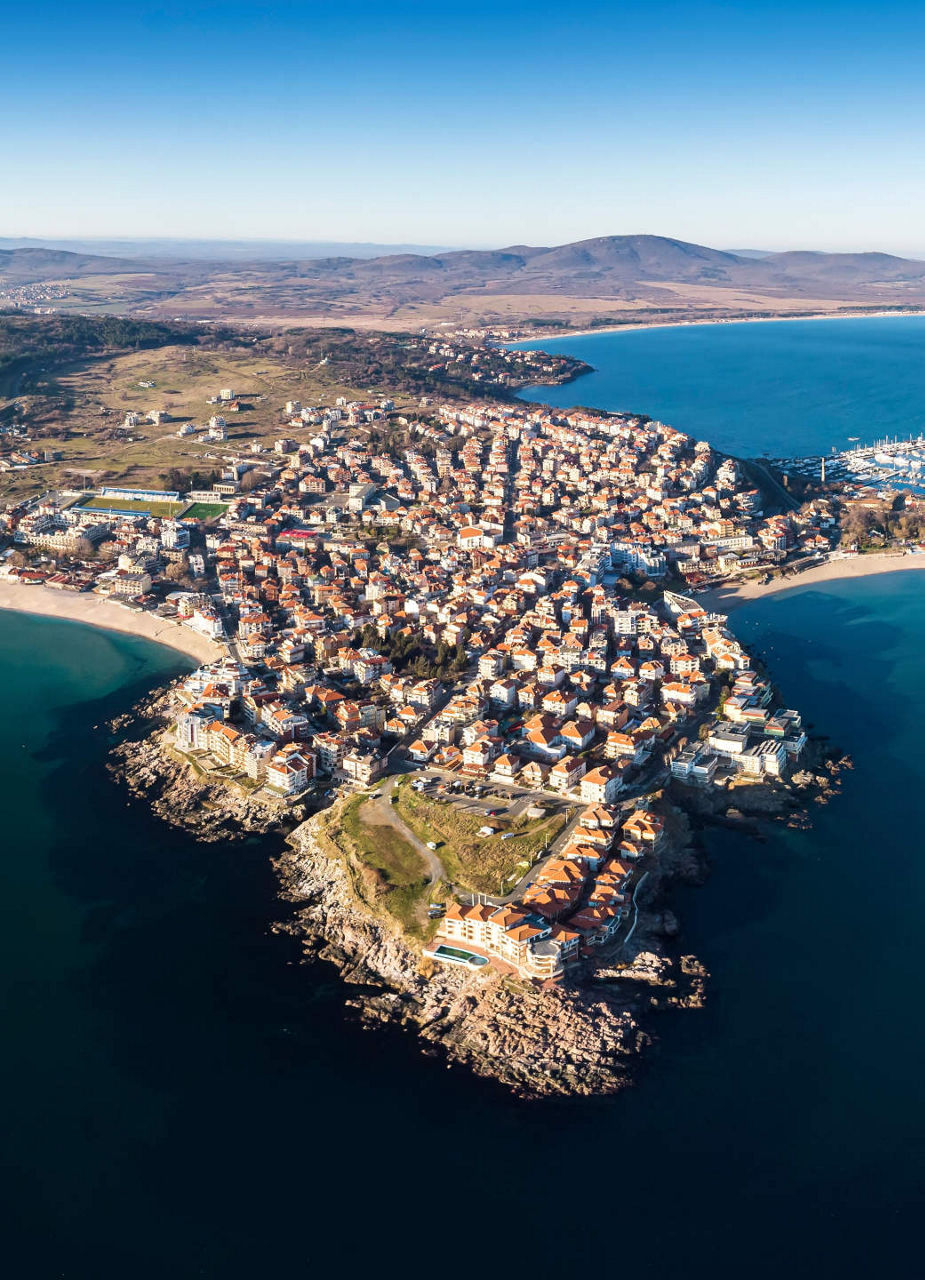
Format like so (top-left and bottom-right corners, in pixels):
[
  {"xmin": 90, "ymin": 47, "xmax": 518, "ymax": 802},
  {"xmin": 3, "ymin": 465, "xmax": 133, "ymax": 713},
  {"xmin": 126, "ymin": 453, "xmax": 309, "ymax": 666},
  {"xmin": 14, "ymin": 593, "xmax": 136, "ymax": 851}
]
[
  {"xmin": 106, "ymin": 686, "xmax": 306, "ymax": 842},
  {"xmin": 274, "ymin": 816, "xmax": 707, "ymax": 1098},
  {"xmin": 103, "ymin": 692, "xmax": 845, "ymax": 1099}
]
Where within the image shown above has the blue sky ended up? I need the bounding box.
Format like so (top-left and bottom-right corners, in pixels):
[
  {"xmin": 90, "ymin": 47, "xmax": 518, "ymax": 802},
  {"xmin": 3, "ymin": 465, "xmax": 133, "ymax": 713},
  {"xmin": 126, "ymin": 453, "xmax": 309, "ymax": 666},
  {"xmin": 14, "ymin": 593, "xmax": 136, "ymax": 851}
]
[{"xmin": 5, "ymin": 0, "xmax": 925, "ymax": 251}]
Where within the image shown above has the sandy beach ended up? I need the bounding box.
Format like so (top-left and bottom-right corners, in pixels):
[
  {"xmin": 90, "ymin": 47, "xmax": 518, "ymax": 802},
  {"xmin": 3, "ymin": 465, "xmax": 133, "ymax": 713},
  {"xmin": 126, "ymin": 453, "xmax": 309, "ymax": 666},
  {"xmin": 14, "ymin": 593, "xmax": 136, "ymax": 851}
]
[
  {"xmin": 516, "ymin": 307, "xmax": 925, "ymax": 344},
  {"xmin": 0, "ymin": 582, "xmax": 222, "ymax": 663},
  {"xmin": 702, "ymin": 552, "xmax": 925, "ymax": 613}
]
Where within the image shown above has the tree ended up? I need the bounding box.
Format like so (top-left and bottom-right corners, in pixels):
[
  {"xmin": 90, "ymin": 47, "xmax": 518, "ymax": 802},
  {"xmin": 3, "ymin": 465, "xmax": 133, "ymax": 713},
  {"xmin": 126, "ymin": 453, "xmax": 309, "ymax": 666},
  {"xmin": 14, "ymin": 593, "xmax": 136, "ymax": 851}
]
[{"xmin": 164, "ymin": 556, "xmax": 191, "ymax": 584}]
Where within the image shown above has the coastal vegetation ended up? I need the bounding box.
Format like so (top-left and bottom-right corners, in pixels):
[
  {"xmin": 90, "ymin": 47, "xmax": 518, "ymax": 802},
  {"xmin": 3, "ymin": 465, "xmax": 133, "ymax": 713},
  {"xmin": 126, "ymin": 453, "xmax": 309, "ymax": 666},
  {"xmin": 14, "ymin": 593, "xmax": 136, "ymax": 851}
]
[
  {"xmin": 393, "ymin": 781, "xmax": 567, "ymax": 896},
  {"xmin": 314, "ymin": 794, "xmax": 434, "ymax": 936},
  {"xmin": 839, "ymin": 497, "xmax": 925, "ymax": 550}
]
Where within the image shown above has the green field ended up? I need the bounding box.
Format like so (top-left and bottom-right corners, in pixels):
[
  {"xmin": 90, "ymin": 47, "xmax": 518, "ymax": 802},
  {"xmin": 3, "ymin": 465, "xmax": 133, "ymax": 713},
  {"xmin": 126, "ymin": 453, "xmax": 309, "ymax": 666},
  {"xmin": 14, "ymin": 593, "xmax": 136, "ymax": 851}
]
[
  {"xmin": 76, "ymin": 495, "xmax": 188, "ymax": 518},
  {"xmin": 184, "ymin": 502, "xmax": 228, "ymax": 520}
]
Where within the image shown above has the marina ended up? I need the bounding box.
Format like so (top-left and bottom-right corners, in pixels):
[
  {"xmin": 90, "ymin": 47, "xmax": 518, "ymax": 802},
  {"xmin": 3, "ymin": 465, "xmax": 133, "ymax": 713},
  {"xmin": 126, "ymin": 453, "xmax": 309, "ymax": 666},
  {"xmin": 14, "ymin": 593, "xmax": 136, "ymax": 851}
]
[{"xmin": 771, "ymin": 435, "xmax": 925, "ymax": 493}]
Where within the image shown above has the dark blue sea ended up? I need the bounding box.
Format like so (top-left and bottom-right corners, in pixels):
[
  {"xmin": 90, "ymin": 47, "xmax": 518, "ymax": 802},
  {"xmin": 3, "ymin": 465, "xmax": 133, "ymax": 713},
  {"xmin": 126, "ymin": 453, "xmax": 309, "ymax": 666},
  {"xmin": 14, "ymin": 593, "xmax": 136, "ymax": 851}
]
[
  {"xmin": 3, "ymin": 575, "xmax": 925, "ymax": 1277},
  {"xmin": 516, "ymin": 314, "xmax": 925, "ymax": 456}
]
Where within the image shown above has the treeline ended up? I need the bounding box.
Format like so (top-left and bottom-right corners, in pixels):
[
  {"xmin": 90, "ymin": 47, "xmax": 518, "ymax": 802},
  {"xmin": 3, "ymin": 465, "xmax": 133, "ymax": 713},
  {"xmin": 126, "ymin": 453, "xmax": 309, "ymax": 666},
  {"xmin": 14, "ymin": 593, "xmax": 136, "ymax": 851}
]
[
  {"xmin": 264, "ymin": 328, "xmax": 583, "ymax": 402},
  {"xmin": 841, "ymin": 501, "xmax": 925, "ymax": 547},
  {"xmin": 0, "ymin": 311, "xmax": 202, "ymax": 387},
  {"xmin": 160, "ymin": 466, "xmax": 222, "ymax": 493}
]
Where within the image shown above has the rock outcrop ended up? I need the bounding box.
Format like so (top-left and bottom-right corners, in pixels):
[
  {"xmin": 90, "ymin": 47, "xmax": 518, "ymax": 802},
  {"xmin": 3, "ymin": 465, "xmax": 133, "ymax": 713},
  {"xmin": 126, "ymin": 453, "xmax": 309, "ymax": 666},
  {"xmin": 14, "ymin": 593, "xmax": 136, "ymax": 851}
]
[
  {"xmin": 274, "ymin": 816, "xmax": 707, "ymax": 1099},
  {"xmin": 106, "ymin": 688, "xmax": 302, "ymax": 841}
]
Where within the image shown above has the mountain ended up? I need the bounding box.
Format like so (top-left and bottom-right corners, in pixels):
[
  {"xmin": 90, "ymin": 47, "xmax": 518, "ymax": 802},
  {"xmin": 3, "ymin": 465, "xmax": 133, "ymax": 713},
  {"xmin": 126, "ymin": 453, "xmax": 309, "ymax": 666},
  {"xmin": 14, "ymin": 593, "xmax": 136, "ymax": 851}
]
[
  {"xmin": 0, "ymin": 247, "xmax": 151, "ymax": 282},
  {"xmin": 4, "ymin": 234, "xmax": 925, "ymax": 324},
  {"xmin": 0, "ymin": 237, "xmax": 455, "ymax": 261}
]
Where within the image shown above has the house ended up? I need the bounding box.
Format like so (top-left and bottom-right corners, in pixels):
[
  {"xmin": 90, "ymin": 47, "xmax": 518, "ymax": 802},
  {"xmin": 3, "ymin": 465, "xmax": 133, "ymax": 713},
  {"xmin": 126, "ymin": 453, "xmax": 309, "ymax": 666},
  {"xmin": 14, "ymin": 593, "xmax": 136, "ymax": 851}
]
[
  {"xmin": 559, "ymin": 717, "xmax": 596, "ymax": 752},
  {"xmin": 670, "ymin": 742, "xmax": 717, "ymax": 784},
  {"xmin": 260, "ymin": 702, "xmax": 311, "ymax": 742},
  {"xmin": 520, "ymin": 760, "xmax": 550, "ymax": 790},
  {"xmin": 489, "ymin": 677, "xmax": 519, "ymax": 709},
  {"xmin": 462, "ymin": 736, "xmax": 501, "ymax": 773},
  {"xmin": 542, "ymin": 686, "xmax": 578, "ymax": 718},
  {"xmin": 524, "ymin": 726, "xmax": 566, "ymax": 762},
  {"xmin": 491, "ymin": 753, "xmax": 522, "ymax": 782},
  {"xmin": 340, "ymin": 749, "xmax": 384, "ymax": 786},
  {"xmin": 266, "ymin": 744, "xmax": 315, "ymax": 795},
  {"xmin": 176, "ymin": 708, "xmax": 211, "ymax": 751},
  {"xmin": 313, "ymin": 731, "xmax": 345, "ymax": 773},
  {"xmin": 580, "ymin": 765, "xmax": 622, "ymax": 805},
  {"xmin": 407, "ymin": 739, "xmax": 436, "ymax": 764},
  {"xmin": 549, "ymin": 754, "xmax": 587, "ymax": 793},
  {"xmin": 623, "ymin": 809, "xmax": 664, "ymax": 846}
]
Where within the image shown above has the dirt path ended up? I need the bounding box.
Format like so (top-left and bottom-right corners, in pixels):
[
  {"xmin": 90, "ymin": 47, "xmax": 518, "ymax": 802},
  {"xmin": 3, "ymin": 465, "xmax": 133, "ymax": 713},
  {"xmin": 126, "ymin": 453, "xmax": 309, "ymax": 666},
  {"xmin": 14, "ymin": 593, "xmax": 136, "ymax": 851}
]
[{"xmin": 359, "ymin": 776, "xmax": 446, "ymax": 884}]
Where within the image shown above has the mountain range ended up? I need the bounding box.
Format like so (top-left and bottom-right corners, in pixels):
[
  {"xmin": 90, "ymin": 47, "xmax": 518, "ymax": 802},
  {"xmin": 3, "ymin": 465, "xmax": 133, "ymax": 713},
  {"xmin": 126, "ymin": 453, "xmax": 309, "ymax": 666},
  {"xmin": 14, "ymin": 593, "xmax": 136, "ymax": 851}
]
[{"xmin": 4, "ymin": 234, "xmax": 925, "ymax": 327}]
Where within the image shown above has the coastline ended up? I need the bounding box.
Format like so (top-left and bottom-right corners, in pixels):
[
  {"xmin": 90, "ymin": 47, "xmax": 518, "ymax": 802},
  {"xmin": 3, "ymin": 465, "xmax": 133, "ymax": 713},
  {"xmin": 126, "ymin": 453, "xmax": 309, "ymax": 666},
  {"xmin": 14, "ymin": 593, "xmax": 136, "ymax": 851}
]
[
  {"xmin": 514, "ymin": 306, "xmax": 925, "ymax": 345},
  {"xmin": 701, "ymin": 552, "xmax": 925, "ymax": 613},
  {"xmin": 0, "ymin": 581, "xmax": 222, "ymax": 663}
]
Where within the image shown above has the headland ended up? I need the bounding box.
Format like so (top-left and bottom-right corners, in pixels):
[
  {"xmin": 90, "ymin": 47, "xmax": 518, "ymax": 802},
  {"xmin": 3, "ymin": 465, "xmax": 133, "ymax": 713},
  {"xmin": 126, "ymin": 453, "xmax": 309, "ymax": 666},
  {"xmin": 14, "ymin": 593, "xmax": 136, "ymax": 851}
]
[{"xmin": 3, "ymin": 313, "xmax": 897, "ymax": 1099}]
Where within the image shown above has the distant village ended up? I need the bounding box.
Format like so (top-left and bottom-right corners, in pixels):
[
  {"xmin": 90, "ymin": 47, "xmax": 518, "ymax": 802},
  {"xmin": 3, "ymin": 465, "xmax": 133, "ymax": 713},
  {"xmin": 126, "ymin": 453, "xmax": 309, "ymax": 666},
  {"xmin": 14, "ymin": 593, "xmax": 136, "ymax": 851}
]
[{"xmin": 1, "ymin": 389, "xmax": 832, "ymax": 980}]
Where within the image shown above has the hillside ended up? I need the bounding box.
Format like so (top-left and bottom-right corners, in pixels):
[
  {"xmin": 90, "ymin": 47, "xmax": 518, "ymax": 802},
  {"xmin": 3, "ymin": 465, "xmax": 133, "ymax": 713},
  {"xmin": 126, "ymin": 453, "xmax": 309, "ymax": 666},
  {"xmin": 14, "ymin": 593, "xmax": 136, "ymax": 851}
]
[{"xmin": 4, "ymin": 235, "xmax": 925, "ymax": 329}]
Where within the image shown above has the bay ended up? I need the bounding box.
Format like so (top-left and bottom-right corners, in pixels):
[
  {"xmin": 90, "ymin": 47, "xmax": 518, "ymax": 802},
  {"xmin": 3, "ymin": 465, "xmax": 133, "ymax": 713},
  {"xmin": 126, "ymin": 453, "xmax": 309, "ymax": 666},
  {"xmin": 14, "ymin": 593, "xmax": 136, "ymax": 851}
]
[
  {"xmin": 3, "ymin": 574, "xmax": 924, "ymax": 1278},
  {"xmin": 515, "ymin": 314, "xmax": 925, "ymax": 457}
]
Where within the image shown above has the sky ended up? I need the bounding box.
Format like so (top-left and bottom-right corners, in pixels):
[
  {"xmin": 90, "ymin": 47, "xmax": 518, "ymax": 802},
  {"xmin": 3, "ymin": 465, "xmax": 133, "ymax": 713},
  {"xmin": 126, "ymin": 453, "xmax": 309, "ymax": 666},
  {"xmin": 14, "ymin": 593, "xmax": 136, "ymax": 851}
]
[{"xmin": 5, "ymin": 0, "xmax": 925, "ymax": 253}]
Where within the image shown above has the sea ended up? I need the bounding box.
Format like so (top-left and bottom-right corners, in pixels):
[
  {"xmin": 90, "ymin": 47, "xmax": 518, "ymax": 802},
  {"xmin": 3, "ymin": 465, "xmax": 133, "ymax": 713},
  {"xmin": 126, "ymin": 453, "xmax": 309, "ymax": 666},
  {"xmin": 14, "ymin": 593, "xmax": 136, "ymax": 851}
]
[
  {"xmin": 5, "ymin": 318, "xmax": 925, "ymax": 1277},
  {"xmin": 516, "ymin": 313, "xmax": 925, "ymax": 456}
]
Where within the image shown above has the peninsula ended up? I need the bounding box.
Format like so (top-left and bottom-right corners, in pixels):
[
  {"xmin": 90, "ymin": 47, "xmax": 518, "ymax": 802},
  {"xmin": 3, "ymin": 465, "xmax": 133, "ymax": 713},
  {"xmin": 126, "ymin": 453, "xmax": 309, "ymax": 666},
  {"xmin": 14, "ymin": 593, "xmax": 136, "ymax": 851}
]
[
  {"xmin": 15, "ymin": 305, "xmax": 921, "ymax": 1093},
  {"xmin": 3, "ymin": 321, "xmax": 875, "ymax": 1095}
]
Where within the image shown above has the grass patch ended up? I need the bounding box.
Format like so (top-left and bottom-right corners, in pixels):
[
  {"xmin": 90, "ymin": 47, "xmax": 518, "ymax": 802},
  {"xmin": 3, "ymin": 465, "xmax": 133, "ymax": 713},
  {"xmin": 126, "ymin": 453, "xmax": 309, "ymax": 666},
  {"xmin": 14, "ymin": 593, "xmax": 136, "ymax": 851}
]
[
  {"xmin": 335, "ymin": 795, "xmax": 431, "ymax": 936},
  {"xmin": 185, "ymin": 501, "xmax": 228, "ymax": 520},
  {"xmin": 76, "ymin": 495, "xmax": 186, "ymax": 518},
  {"xmin": 394, "ymin": 783, "xmax": 566, "ymax": 896}
]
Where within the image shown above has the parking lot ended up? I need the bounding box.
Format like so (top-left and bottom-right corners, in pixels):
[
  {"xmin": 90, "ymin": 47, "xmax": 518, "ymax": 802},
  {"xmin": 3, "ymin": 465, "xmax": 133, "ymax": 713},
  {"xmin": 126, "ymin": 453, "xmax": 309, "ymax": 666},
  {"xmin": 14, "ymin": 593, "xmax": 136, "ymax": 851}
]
[{"xmin": 408, "ymin": 770, "xmax": 570, "ymax": 823}]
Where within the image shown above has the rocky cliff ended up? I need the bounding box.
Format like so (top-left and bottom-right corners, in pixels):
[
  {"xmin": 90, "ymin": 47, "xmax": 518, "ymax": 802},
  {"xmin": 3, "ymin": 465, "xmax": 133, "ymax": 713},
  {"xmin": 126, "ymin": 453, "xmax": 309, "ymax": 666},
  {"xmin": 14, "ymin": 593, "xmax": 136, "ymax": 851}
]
[
  {"xmin": 274, "ymin": 816, "xmax": 707, "ymax": 1099},
  {"xmin": 106, "ymin": 688, "xmax": 302, "ymax": 842}
]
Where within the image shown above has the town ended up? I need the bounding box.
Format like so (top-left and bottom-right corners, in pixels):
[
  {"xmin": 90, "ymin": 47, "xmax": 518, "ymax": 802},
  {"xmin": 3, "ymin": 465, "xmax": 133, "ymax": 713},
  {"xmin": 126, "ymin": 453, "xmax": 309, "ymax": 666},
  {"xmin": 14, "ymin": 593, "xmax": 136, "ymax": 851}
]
[{"xmin": 0, "ymin": 389, "xmax": 824, "ymax": 981}]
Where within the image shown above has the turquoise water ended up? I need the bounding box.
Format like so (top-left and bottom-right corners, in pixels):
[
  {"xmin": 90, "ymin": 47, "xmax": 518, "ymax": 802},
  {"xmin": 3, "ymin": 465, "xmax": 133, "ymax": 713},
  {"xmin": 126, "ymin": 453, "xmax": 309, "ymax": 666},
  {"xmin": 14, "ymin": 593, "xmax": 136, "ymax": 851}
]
[
  {"xmin": 3, "ymin": 579, "xmax": 925, "ymax": 1277},
  {"xmin": 516, "ymin": 314, "xmax": 925, "ymax": 457}
]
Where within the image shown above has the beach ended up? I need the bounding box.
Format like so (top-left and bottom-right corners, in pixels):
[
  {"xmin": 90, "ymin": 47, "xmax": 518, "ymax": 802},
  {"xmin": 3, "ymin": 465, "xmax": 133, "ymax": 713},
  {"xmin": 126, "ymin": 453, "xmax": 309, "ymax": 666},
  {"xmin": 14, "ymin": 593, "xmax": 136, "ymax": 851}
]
[
  {"xmin": 515, "ymin": 307, "xmax": 925, "ymax": 344},
  {"xmin": 702, "ymin": 552, "xmax": 925, "ymax": 612},
  {"xmin": 0, "ymin": 581, "xmax": 222, "ymax": 663}
]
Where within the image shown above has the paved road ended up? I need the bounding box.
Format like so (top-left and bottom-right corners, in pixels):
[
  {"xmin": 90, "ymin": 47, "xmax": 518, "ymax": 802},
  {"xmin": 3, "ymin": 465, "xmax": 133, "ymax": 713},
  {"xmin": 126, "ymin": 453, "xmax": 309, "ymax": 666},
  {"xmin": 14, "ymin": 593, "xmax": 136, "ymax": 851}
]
[
  {"xmin": 496, "ymin": 802, "xmax": 584, "ymax": 903},
  {"xmin": 360, "ymin": 775, "xmax": 446, "ymax": 884}
]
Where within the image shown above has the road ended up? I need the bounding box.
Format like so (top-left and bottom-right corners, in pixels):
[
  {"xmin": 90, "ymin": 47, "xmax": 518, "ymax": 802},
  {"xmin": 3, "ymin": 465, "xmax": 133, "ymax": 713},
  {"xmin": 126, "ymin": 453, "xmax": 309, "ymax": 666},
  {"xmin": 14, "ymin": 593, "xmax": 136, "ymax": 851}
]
[{"xmin": 359, "ymin": 774, "xmax": 446, "ymax": 884}]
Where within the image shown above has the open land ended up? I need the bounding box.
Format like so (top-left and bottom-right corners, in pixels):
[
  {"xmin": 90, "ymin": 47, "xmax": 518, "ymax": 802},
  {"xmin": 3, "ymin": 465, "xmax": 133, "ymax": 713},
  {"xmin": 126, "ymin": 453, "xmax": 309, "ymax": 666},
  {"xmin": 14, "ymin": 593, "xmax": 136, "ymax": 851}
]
[{"xmin": 0, "ymin": 340, "xmax": 380, "ymax": 501}]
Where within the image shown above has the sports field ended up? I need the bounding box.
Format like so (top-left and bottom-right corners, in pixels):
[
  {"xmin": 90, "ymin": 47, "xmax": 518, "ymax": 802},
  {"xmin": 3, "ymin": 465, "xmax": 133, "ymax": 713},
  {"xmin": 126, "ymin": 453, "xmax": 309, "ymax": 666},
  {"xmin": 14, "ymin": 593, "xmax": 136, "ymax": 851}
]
[
  {"xmin": 184, "ymin": 502, "xmax": 228, "ymax": 520},
  {"xmin": 75, "ymin": 495, "xmax": 188, "ymax": 518}
]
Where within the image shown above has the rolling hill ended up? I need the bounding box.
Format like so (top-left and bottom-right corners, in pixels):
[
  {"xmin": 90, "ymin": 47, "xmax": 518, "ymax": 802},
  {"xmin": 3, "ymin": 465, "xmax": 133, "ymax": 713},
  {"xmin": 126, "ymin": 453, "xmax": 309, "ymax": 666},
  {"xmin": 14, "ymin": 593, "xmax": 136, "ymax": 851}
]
[{"xmin": 4, "ymin": 234, "xmax": 925, "ymax": 327}]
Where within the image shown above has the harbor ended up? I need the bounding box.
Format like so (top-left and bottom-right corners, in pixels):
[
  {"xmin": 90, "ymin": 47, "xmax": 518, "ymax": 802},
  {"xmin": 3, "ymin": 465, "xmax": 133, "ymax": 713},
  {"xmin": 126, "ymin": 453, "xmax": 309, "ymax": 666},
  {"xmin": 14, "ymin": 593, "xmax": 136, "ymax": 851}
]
[{"xmin": 771, "ymin": 435, "xmax": 925, "ymax": 493}]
